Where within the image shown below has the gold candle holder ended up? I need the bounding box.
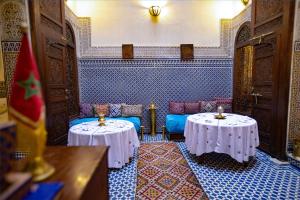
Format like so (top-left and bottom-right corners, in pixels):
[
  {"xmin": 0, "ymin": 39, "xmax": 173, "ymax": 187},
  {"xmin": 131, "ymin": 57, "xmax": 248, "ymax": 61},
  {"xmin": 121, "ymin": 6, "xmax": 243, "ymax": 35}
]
[
  {"xmin": 98, "ymin": 113, "xmax": 106, "ymax": 126},
  {"xmin": 215, "ymin": 105, "xmax": 226, "ymax": 119}
]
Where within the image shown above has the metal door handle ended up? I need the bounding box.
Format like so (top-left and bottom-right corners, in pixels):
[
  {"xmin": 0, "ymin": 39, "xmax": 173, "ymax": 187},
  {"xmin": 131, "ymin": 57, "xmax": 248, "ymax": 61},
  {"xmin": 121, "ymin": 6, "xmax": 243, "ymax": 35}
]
[{"xmin": 250, "ymin": 93, "xmax": 263, "ymax": 104}]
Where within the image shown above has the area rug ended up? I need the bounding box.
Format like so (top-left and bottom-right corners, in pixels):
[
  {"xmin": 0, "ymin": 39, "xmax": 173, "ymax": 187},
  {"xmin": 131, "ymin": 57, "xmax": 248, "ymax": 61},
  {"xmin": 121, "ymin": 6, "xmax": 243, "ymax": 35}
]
[{"xmin": 136, "ymin": 142, "xmax": 208, "ymax": 200}]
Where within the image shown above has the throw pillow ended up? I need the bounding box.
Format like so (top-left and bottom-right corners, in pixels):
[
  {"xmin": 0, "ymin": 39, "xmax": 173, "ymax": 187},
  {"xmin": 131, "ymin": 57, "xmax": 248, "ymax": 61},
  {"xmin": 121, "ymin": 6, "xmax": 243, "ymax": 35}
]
[
  {"xmin": 79, "ymin": 103, "xmax": 94, "ymax": 118},
  {"xmin": 121, "ymin": 104, "xmax": 143, "ymax": 117},
  {"xmin": 109, "ymin": 103, "xmax": 124, "ymax": 117},
  {"xmin": 93, "ymin": 104, "xmax": 109, "ymax": 117},
  {"xmin": 214, "ymin": 97, "xmax": 232, "ymax": 113},
  {"xmin": 184, "ymin": 102, "xmax": 200, "ymax": 114},
  {"xmin": 200, "ymin": 100, "xmax": 217, "ymax": 112},
  {"xmin": 169, "ymin": 101, "xmax": 185, "ymax": 114}
]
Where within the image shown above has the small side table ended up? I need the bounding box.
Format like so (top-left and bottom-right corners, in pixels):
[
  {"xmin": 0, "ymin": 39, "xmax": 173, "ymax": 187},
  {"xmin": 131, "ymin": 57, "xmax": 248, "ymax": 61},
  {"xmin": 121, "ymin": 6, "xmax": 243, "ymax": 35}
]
[{"xmin": 148, "ymin": 102, "xmax": 157, "ymax": 136}]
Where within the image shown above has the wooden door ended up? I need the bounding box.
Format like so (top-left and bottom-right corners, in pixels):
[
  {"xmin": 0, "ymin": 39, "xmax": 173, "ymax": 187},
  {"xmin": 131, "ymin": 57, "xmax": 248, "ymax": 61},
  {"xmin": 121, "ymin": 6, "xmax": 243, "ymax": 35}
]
[
  {"xmin": 233, "ymin": 22, "xmax": 253, "ymax": 116},
  {"xmin": 65, "ymin": 21, "xmax": 79, "ymax": 120},
  {"xmin": 29, "ymin": 0, "xmax": 69, "ymax": 145},
  {"xmin": 250, "ymin": 0, "xmax": 295, "ymax": 159},
  {"xmin": 251, "ymin": 33, "xmax": 281, "ymax": 154}
]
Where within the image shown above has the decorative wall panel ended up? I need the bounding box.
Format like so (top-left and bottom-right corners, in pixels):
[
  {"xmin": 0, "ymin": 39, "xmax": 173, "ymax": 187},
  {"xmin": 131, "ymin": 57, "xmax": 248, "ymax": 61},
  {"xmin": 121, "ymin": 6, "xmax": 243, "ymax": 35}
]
[
  {"xmin": 79, "ymin": 58, "xmax": 232, "ymax": 132},
  {"xmin": 1, "ymin": 41, "xmax": 21, "ymax": 97},
  {"xmin": 287, "ymin": 0, "xmax": 300, "ymax": 167},
  {"xmin": 0, "ymin": 0, "xmax": 25, "ymax": 98}
]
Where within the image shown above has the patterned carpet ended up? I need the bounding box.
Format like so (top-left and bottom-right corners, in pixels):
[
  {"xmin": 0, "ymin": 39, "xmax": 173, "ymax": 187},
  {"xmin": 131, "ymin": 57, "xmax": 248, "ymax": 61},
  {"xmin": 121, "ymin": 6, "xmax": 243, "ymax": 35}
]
[
  {"xmin": 108, "ymin": 134, "xmax": 300, "ymax": 200},
  {"xmin": 136, "ymin": 142, "xmax": 208, "ymax": 200}
]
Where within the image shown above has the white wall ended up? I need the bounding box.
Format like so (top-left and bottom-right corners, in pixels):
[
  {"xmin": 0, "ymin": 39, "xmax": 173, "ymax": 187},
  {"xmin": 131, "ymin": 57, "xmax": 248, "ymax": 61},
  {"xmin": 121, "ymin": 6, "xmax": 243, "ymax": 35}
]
[{"xmin": 67, "ymin": 0, "xmax": 245, "ymax": 47}]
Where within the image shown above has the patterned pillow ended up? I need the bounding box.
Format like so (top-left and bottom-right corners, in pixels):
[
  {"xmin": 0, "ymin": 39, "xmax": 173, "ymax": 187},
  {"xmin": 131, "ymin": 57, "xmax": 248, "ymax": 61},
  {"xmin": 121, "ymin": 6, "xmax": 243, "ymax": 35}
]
[
  {"xmin": 200, "ymin": 100, "xmax": 217, "ymax": 112},
  {"xmin": 184, "ymin": 102, "xmax": 200, "ymax": 114},
  {"xmin": 214, "ymin": 97, "xmax": 232, "ymax": 113},
  {"xmin": 79, "ymin": 103, "xmax": 94, "ymax": 118},
  {"xmin": 169, "ymin": 101, "xmax": 185, "ymax": 114},
  {"xmin": 109, "ymin": 103, "xmax": 124, "ymax": 117},
  {"xmin": 121, "ymin": 104, "xmax": 143, "ymax": 117},
  {"xmin": 93, "ymin": 104, "xmax": 109, "ymax": 117}
]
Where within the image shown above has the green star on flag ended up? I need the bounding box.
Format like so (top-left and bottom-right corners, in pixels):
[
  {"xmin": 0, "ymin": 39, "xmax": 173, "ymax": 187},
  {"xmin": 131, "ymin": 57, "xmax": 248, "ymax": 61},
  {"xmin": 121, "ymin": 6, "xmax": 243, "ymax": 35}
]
[{"xmin": 17, "ymin": 72, "xmax": 41, "ymax": 100}]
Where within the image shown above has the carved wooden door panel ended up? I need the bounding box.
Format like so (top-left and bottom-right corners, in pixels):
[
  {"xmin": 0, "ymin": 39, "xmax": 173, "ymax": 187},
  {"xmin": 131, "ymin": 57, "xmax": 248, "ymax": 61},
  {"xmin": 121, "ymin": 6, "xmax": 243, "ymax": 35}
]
[
  {"xmin": 29, "ymin": 0, "xmax": 68, "ymax": 145},
  {"xmin": 251, "ymin": 0, "xmax": 294, "ymax": 159},
  {"xmin": 251, "ymin": 33, "xmax": 280, "ymax": 154},
  {"xmin": 65, "ymin": 22, "xmax": 79, "ymax": 120}
]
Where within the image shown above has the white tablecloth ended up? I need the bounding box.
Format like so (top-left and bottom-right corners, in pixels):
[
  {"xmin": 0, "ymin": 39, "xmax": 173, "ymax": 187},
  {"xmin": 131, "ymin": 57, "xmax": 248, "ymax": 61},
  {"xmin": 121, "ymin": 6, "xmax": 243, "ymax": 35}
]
[
  {"xmin": 184, "ymin": 113, "xmax": 259, "ymax": 162},
  {"xmin": 68, "ymin": 120, "xmax": 140, "ymax": 168}
]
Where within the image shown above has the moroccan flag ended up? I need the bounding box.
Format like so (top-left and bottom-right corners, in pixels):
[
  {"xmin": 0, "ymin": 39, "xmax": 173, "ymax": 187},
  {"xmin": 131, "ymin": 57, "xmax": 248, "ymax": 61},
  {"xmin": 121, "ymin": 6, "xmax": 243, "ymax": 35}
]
[{"xmin": 9, "ymin": 32, "xmax": 47, "ymax": 157}]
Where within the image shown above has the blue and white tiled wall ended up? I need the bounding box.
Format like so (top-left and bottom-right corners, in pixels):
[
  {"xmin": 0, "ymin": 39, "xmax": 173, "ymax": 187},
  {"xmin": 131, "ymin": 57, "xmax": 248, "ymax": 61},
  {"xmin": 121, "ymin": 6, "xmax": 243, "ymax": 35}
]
[{"xmin": 79, "ymin": 58, "xmax": 233, "ymax": 132}]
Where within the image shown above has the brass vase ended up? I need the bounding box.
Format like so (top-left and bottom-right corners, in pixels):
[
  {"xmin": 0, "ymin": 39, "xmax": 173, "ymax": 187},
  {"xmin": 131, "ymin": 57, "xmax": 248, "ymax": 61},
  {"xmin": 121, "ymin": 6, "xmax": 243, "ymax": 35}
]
[
  {"xmin": 98, "ymin": 113, "xmax": 106, "ymax": 126},
  {"xmin": 149, "ymin": 102, "xmax": 157, "ymax": 136}
]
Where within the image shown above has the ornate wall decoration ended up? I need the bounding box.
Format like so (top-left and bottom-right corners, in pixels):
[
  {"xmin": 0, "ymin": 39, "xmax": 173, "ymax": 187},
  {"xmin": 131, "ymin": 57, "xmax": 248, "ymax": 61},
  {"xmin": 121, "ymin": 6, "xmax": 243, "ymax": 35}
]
[
  {"xmin": 2, "ymin": 43, "xmax": 20, "ymax": 97},
  {"xmin": 236, "ymin": 25, "xmax": 251, "ymax": 44},
  {"xmin": 79, "ymin": 58, "xmax": 233, "ymax": 132},
  {"xmin": 0, "ymin": 1, "xmax": 25, "ymax": 41},
  {"xmin": 0, "ymin": 0, "xmax": 26, "ymax": 98}
]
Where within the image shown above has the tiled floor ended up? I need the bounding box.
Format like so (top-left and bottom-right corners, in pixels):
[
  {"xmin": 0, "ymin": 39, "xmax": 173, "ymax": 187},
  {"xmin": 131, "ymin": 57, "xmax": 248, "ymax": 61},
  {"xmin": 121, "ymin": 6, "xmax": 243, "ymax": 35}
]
[{"xmin": 109, "ymin": 134, "xmax": 300, "ymax": 200}]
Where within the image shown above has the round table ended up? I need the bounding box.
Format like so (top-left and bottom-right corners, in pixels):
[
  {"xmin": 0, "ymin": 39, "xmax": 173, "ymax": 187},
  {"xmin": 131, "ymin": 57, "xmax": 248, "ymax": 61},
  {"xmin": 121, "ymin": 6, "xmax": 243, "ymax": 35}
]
[
  {"xmin": 68, "ymin": 119, "xmax": 140, "ymax": 168},
  {"xmin": 184, "ymin": 113, "xmax": 259, "ymax": 162}
]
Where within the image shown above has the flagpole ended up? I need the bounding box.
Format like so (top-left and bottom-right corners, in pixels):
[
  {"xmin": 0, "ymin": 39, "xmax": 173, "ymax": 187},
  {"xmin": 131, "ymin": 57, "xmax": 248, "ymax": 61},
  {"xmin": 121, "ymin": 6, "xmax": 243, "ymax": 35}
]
[{"xmin": 12, "ymin": 24, "xmax": 55, "ymax": 182}]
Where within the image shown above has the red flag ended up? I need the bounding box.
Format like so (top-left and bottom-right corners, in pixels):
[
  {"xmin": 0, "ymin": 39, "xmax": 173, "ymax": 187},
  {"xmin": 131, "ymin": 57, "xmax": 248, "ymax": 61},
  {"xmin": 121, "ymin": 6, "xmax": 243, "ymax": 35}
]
[
  {"xmin": 8, "ymin": 32, "xmax": 47, "ymax": 156},
  {"xmin": 9, "ymin": 33, "xmax": 44, "ymax": 126}
]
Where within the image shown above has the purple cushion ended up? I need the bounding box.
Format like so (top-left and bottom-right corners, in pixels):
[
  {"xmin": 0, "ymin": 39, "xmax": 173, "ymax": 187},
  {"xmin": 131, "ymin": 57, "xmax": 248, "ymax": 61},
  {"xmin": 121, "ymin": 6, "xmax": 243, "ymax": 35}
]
[
  {"xmin": 200, "ymin": 100, "xmax": 217, "ymax": 112},
  {"xmin": 79, "ymin": 103, "xmax": 94, "ymax": 118},
  {"xmin": 214, "ymin": 97, "xmax": 232, "ymax": 113},
  {"xmin": 169, "ymin": 101, "xmax": 185, "ymax": 114},
  {"xmin": 184, "ymin": 102, "xmax": 200, "ymax": 114}
]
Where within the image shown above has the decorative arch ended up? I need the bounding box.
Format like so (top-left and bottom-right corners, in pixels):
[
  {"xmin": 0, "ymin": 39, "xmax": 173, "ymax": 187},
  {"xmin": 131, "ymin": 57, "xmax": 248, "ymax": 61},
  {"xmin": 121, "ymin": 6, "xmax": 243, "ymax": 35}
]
[{"xmin": 234, "ymin": 21, "xmax": 251, "ymax": 48}]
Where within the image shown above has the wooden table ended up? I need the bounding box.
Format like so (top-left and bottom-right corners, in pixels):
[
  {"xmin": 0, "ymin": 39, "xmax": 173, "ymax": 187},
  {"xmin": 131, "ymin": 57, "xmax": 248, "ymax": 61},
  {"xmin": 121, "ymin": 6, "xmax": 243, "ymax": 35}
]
[{"xmin": 44, "ymin": 146, "xmax": 109, "ymax": 200}]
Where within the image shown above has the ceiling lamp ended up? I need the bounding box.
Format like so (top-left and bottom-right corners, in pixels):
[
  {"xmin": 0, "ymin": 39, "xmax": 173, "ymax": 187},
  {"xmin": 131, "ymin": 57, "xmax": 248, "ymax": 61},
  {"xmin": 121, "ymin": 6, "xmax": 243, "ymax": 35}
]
[
  {"xmin": 149, "ymin": 6, "xmax": 161, "ymax": 16},
  {"xmin": 241, "ymin": 0, "xmax": 249, "ymax": 6}
]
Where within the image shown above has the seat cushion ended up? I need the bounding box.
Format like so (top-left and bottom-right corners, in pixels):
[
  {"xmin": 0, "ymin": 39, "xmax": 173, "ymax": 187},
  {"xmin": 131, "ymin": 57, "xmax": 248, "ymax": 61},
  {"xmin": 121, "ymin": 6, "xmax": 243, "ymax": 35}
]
[
  {"xmin": 79, "ymin": 103, "xmax": 94, "ymax": 118},
  {"xmin": 165, "ymin": 114, "xmax": 190, "ymax": 134},
  {"xmin": 169, "ymin": 101, "xmax": 185, "ymax": 114},
  {"xmin": 121, "ymin": 104, "xmax": 143, "ymax": 117},
  {"xmin": 200, "ymin": 100, "xmax": 217, "ymax": 112},
  {"xmin": 109, "ymin": 103, "xmax": 124, "ymax": 117},
  {"xmin": 69, "ymin": 117, "xmax": 141, "ymax": 133},
  {"xmin": 184, "ymin": 102, "xmax": 200, "ymax": 114}
]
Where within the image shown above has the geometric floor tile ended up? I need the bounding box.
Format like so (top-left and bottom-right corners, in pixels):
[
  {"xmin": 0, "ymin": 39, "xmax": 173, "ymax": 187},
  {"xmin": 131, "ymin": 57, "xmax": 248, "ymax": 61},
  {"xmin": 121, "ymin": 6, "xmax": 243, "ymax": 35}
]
[
  {"xmin": 109, "ymin": 134, "xmax": 300, "ymax": 200},
  {"xmin": 177, "ymin": 142, "xmax": 300, "ymax": 200}
]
